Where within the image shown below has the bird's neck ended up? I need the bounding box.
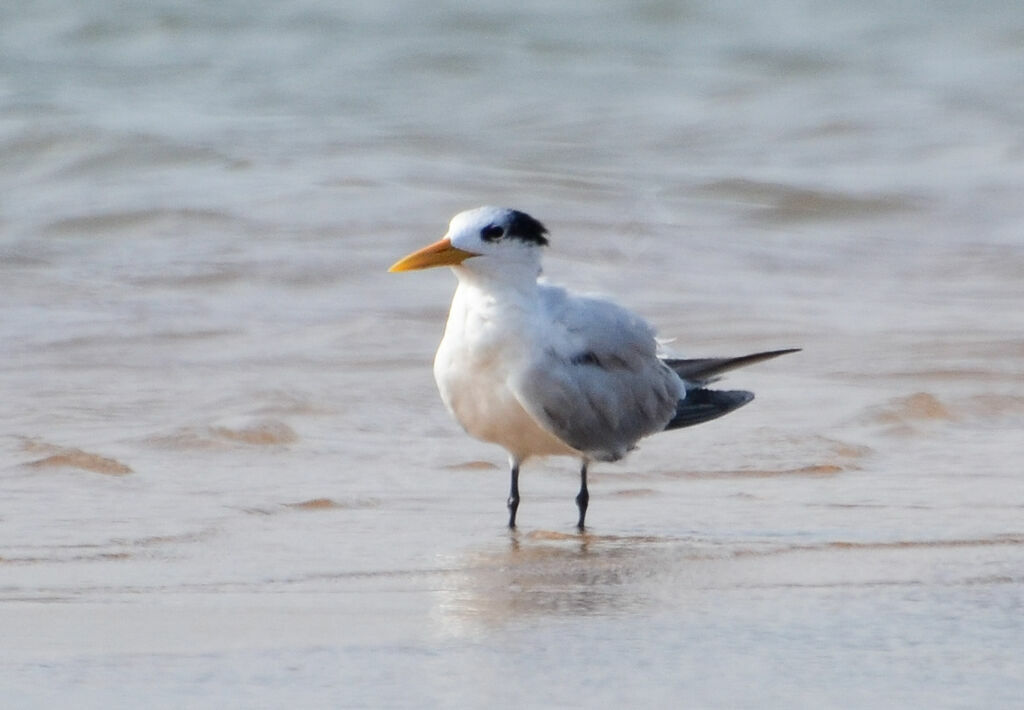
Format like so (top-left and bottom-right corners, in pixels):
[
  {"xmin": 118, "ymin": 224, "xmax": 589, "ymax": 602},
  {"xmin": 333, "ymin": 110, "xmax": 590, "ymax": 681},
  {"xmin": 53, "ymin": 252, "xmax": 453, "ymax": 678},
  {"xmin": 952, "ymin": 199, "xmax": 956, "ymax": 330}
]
[{"xmin": 451, "ymin": 260, "xmax": 542, "ymax": 302}]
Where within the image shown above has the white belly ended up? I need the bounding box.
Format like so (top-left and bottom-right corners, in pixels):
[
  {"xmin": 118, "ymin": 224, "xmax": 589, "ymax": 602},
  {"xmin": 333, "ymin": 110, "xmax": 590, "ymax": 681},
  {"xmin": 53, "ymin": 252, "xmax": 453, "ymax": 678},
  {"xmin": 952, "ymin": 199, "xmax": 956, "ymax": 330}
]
[
  {"xmin": 433, "ymin": 293, "xmax": 578, "ymax": 462},
  {"xmin": 434, "ymin": 344, "xmax": 577, "ymax": 461}
]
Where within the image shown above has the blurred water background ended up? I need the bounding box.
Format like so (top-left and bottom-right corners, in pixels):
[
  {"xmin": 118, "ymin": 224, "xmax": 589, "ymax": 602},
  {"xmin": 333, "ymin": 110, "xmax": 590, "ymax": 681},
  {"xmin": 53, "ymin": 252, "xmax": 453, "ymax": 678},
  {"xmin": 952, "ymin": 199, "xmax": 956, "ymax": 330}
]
[{"xmin": 2, "ymin": 1, "xmax": 1023, "ymax": 707}]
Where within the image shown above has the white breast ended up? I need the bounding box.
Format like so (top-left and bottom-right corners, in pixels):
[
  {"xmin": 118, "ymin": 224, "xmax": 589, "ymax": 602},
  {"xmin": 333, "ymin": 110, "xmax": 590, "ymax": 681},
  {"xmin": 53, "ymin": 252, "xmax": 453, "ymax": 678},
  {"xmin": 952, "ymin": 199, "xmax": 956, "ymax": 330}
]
[{"xmin": 432, "ymin": 283, "xmax": 578, "ymax": 461}]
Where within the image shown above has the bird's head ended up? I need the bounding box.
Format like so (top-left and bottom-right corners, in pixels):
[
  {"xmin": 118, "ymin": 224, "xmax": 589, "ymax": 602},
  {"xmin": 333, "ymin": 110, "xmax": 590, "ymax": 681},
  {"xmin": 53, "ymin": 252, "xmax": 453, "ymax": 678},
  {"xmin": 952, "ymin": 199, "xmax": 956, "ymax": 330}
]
[{"xmin": 389, "ymin": 207, "xmax": 548, "ymax": 276}]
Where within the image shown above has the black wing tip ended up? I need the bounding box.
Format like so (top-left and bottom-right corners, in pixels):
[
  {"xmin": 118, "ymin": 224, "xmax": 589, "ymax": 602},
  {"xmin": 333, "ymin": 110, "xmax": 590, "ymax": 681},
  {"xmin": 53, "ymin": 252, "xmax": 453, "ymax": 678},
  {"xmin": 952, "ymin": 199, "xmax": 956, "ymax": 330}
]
[
  {"xmin": 734, "ymin": 347, "xmax": 801, "ymax": 361},
  {"xmin": 709, "ymin": 388, "xmax": 755, "ymax": 407},
  {"xmin": 663, "ymin": 347, "xmax": 801, "ymax": 383},
  {"xmin": 664, "ymin": 388, "xmax": 755, "ymax": 431}
]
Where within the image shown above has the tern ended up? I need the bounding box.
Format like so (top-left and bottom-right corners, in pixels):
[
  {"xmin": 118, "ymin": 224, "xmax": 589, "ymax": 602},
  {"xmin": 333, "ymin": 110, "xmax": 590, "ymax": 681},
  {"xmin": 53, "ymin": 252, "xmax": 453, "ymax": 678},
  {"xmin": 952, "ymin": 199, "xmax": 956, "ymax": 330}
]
[{"xmin": 390, "ymin": 207, "xmax": 798, "ymax": 530}]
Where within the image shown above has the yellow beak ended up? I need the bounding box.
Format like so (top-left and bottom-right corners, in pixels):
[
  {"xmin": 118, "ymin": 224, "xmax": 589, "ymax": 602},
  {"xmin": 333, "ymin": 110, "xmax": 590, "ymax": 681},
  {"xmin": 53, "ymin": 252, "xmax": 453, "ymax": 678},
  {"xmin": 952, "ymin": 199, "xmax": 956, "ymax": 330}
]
[{"xmin": 388, "ymin": 238, "xmax": 478, "ymax": 272}]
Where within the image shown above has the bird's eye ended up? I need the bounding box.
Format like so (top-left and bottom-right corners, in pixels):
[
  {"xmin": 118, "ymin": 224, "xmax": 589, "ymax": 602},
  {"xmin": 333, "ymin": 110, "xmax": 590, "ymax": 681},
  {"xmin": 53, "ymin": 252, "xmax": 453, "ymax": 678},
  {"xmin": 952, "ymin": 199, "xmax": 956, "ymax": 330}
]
[{"xmin": 480, "ymin": 225, "xmax": 504, "ymax": 242}]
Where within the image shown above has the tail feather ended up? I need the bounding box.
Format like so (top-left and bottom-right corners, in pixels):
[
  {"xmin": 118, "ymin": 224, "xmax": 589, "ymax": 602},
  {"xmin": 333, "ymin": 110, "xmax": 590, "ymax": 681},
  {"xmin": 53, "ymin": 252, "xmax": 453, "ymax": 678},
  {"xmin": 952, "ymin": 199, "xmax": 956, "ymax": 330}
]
[
  {"xmin": 664, "ymin": 388, "xmax": 754, "ymax": 431},
  {"xmin": 663, "ymin": 348, "xmax": 800, "ymax": 385},
  {"xmin": 660, "ymin": 348, "xmax": 798, "ymax": 431}
]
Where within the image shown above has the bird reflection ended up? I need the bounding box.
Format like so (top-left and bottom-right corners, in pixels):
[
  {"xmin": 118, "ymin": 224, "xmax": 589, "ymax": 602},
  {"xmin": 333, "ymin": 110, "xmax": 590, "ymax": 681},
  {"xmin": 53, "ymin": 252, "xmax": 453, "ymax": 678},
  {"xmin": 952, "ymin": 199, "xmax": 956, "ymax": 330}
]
[{"xmin": 432, "ymin": 531, "xmax": 680, "ymax": 631}]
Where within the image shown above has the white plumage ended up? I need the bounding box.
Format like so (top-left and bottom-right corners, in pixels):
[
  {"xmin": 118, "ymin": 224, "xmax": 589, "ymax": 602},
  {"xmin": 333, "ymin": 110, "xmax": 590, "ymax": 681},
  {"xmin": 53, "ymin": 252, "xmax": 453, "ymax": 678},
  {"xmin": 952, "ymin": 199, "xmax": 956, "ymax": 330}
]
[{"xmin": 391, "ymin": 206, "xmax": 797, "ymax": 529}]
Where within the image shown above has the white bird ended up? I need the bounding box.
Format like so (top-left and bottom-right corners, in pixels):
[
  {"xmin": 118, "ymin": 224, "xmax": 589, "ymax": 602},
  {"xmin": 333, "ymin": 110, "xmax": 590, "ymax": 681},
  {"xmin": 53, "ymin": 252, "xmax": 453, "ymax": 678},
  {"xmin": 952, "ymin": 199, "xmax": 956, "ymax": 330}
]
[{"xmin": 390, "ymin": 207, "xmax": 798, "ymax": 529}]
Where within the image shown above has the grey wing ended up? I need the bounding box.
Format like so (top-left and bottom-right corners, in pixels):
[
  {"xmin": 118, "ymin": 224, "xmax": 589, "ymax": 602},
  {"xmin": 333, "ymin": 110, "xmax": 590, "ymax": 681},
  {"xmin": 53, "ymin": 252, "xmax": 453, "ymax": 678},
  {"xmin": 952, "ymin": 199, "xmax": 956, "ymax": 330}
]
[
  {"xmin": 663, "ymin": 348, "xmax": 801, "ymax": 385},
  {"xmin": 510, "ymin": 289, "xmax": 683, "ymax": 462}
]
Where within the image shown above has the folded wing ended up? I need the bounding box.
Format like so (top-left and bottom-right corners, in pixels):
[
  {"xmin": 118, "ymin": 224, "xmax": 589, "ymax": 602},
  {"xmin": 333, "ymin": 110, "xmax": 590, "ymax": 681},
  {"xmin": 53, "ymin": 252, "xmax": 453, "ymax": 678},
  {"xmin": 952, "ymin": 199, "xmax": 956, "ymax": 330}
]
[{"xmin": 509, "ymin": 287, "xmax": 683, "ymax": 462}]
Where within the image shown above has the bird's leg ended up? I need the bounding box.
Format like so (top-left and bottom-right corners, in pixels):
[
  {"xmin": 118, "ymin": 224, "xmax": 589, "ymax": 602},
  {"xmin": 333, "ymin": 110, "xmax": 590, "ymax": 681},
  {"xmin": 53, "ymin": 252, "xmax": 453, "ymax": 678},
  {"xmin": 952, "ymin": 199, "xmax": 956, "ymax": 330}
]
[
  {"xmin": 575, "ymin": 460, "xmax": 589, "ymax": 531},
  {"xmin": 507, "ymin": 458, "xmax": 521, "ymax": 529}
]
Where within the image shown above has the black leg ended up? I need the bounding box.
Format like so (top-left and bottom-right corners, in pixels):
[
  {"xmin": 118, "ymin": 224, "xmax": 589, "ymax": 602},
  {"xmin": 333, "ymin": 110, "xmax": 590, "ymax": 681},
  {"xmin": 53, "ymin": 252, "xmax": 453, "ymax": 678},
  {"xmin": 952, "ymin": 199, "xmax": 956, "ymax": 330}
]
[
  {"xmin": 507, "ymin": 460, "xmax": 520, "ymax": 529},
  {"xmin": 575, "ymin": 460, "xmax": 589, "ymax": 531}
]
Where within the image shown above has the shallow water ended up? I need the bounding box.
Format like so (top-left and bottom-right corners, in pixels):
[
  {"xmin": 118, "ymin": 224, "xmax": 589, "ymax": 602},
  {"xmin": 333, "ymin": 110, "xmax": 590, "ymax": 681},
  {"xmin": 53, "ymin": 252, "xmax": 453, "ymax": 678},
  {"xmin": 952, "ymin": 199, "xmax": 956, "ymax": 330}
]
[{"xmin": 2, "ymin": 1, "xmax": 1023, "ymax": 708}]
